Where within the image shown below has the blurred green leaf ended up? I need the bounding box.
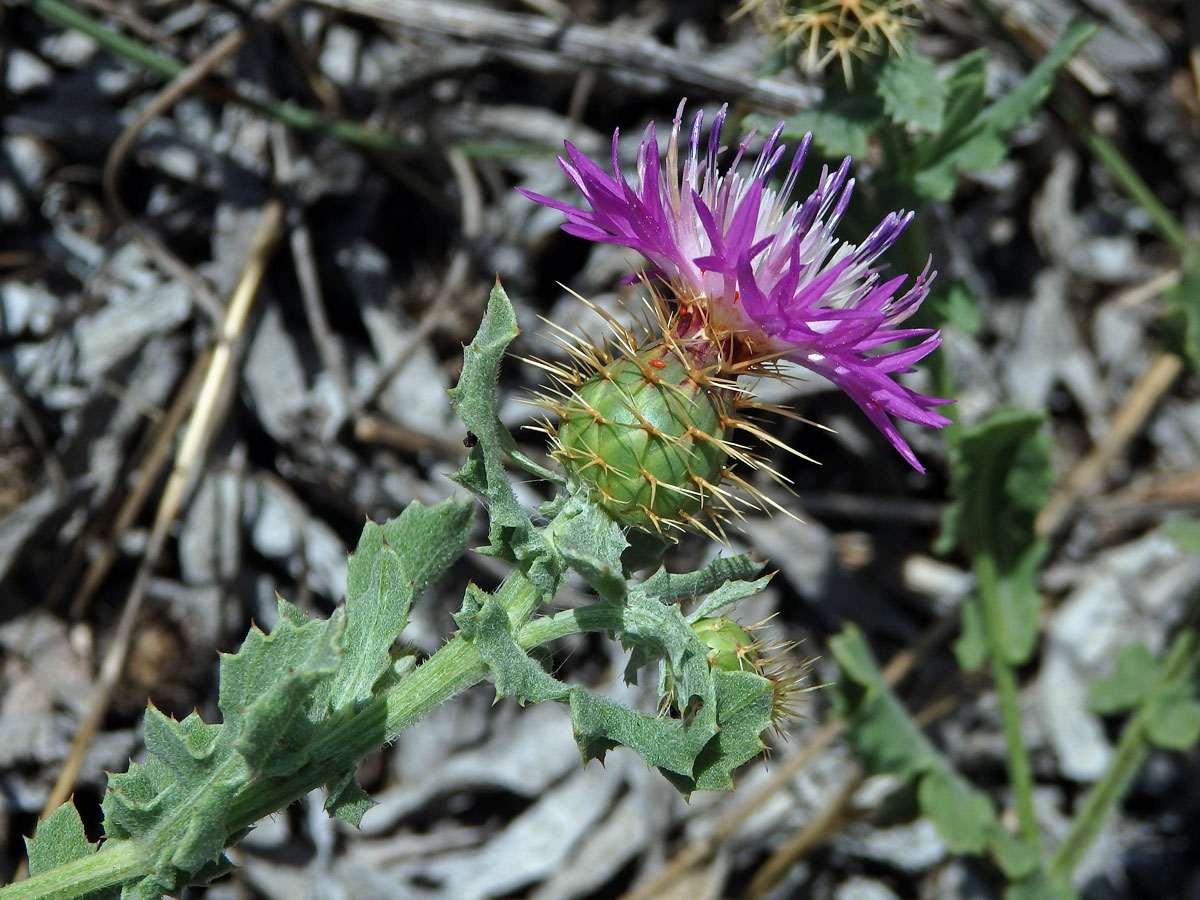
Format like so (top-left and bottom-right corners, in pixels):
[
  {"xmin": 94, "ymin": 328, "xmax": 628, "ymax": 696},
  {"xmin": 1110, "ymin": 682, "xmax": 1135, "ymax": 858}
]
[
  {"xmin": 918, "ymin": 768, "xmax": 992, "ymax": 854},
  {"xmin": 938, "ymin": 409, "xmax": 1053, "ymax": 664},
  {"xmin": 831, "ymin": 626, "xmax": 1009, "ymax": 862},
  {"xmin": 1004, "ymin": 872, "xmax": 1078, "ymax": 900},
  {"xmin": 953, "ymin": 598, "xmax": 988, "ymax": 671},
  {"xmin": 990, "ymin": 826, "xmax": 1040, "ymax": 880},
  {"xmin": 1145, "ymin": 690, "xmax": 1200, "ymax": 750},
  {"xmin": 878, "ymin": 51, "xmax": 947, "ymax": 132},
  {"xmin": 1090, "ymin": 643, "xmax": 1159, "ymax": 714},
  {"xmin": 929, "ymin": 282, "xmax": 984, "ymax": 335},
  {"xmin": 985, "ymin": 20, "xmax": 1098, "ymax": 133},
  {"xmin": 1163, "ymin": 516, "xmax": 1200, "ymax": 553},
  {"xmin": 778, "ymin": 94, "xmax": 884, "ymax": 158},
  {"xmin": 1162, "ymin": 248, "xmax": 1200, "ymax": 373},
  {"xmin": 910, "ymin": 21, "xmax": 1095, "ymax": 201}
]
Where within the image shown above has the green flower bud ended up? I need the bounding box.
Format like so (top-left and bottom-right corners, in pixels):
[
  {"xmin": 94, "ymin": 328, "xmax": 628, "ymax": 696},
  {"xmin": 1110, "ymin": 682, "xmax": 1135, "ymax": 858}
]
[
  {"xmin": 554, "ymin": 343, "xmax": 729, "ymax": 531},
  {"xmin": 691, "ymin": 616, "xmax": 761, "ymax": 674}
]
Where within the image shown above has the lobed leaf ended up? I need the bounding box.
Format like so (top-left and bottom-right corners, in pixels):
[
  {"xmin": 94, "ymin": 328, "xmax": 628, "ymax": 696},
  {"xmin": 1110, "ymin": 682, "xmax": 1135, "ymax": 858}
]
[
  {"xmin": 456, "ymin": 586, "xmax": 570, "ymax": 704},
  {"xmin": 449, "ymin": 281, "xmax": 563, "ymax": 597},
  {"xmin": 830, "ymin": 625, "xmax": 1007, "ymax": 858},
  {"xmin": 878, "ymin": 51, "xmax": 947, "ymax": 132},
  {"xmin": 1090, "ymin": 643, "xmax": 1159, "ymax": 715},
  {"xmin": 24, "ymin": 802, "xmax": 112, "ymax": 900},
  {"xmin": 546, "ymin": 489, "xmax": 629, "ymax": 603},
  {"xmin": 330, "ymin": 498, "xmax": 475, "ymax": 710},
  {"xmin": 910, "ymin": 21, "xmax": 1096, "ymax": 201},
  {"xmin": 938, "ymin": 409, "xmax": 1053, "ymax": 665}
]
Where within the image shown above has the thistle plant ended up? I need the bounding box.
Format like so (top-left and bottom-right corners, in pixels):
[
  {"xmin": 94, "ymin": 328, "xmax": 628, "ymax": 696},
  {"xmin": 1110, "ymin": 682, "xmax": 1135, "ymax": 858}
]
[{"xmin": 4, "ymin": 96, "xmax": 957, "ymax": 900}]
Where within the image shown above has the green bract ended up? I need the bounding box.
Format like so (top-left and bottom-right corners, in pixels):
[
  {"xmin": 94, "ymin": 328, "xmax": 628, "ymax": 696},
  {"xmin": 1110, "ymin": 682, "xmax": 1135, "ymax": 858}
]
[
  {"xmin": 555, "ymin": 343, "xmax": 729, "ymax": 530},
  {"xmin": 692, "ymin": 616, "xmax": 761, "ymax": 674}
]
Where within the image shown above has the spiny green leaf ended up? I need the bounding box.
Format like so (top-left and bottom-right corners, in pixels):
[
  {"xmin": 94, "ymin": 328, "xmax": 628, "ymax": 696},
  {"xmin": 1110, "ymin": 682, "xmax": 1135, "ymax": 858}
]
[
  {"xmin": 448, "ymin": 281, "xmax": 561, "ymax": 597},
  {"xmin": 620, "ymin": 590, "xmax": 716, "ymax": 720},
  {"xmin": 1090, "ymin": 643, "xmax": 1159, "ymax": 714},
  {"xmin": 878, "ymin": 51, "xmax": 947, "ymax": 132},
  {"xmin": 324, "ymin": 770, "xmax": 376, "ymax": 827},
  {"xmin": 462, "ymin": 578, "xmax": 774, "ymax": 796},
  {"xmin": 641, "ymin": 554, "xmax": 764, "ymax": 607},
  {"xmin": 458, "ymin": 586, "xmax": 570, "ymax": 704},
  {"xmin": 331, "ymin": 498, "xmax": 474, "ymax": 710},
  {"xmin": 98, "ymin": 598, "xmax": 349, "ymax": 895},
  {"xmin": 689, "ymin": 670, "xmax": 774, "ymax": 791},
  {"xmin": 546, "ymin": 490, "xmax": 629, "ymax": 603},
  {"xmin": 222, "ymin": 602, "xmax": 343, "ymax": 776},
  {"xmin": 25, "ymin": 802, "xmax": 110, "ymax": 898},
  {"xmin": 683, "ymin": 574, "xmax": 773, "ymax": 623},
  {"xmin": 569, "ymin": 689, "xmax": 715, "ymax": 780}
]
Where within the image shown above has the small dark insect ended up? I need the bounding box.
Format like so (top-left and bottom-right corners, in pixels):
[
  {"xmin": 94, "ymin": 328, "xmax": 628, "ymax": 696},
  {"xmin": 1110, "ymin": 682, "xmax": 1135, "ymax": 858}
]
[{"xmin": 463, "ymin": 431, "xmax": 479, "ymax": 448}]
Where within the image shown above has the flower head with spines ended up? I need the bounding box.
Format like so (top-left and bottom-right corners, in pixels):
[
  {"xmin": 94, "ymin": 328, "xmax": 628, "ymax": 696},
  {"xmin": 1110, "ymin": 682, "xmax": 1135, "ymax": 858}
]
[{"xmin": 519, "ymin": 100, "xmax": 951, "ymax": 474}]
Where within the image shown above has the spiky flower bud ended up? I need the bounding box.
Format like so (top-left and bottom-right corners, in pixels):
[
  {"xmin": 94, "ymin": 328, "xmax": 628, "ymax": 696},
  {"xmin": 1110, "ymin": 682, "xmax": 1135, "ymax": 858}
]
[
  {"xmin": 555, "ymin": 342, "xmax": 730, "ymax": 532},
  {"xmin": 677, "ymin": 615, "xmax": 814, "ymax": 735},
  {"xmin": 691, "ymin": 616, "xmax": 762, "ymax": 674}
]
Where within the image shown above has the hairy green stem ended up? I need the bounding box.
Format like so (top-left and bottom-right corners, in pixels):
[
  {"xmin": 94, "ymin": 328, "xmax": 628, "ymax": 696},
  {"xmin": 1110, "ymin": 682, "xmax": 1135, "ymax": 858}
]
[
  {"xmin": 1048, "ymin": 628, "xmax": 1197, "ymax": 881},
  {"xmin": 976, "ymin": 550, "xmax": 1042, "ymax": 853},
  {"xmin": 0, "ymin": 844, "xmax": 143, "ymax": 900},
  {"xmin": 1, "ymin": 568, "xmax": 549, "ymax": 900},
  {"xmin": 518, "ymin": 603, "xmax": 625, "ymax": 648}
]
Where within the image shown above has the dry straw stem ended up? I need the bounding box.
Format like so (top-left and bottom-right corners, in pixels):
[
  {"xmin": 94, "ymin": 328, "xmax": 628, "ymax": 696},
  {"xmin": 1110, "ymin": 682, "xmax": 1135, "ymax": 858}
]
[
  {"xmin": 54, "ymin": 351, "xmax": 209, "ymax": 619},
  {"xmin": 100, "ymin": 0, "xmax": 300, "ymax": 325},
  {"xmin": 1036, "ymin": 267, "xmax": 1184, "ymax": 538},
  {"xmin": 35, "ymin": 200, "xmax": 286, "ymax": 830},
  {"xmin": 30, "ymin": 0, "xmax": 301, "ymax": 830},
  {"xmin": 744, "ymin": 686, "xmax": 963, "ymax": 899}
]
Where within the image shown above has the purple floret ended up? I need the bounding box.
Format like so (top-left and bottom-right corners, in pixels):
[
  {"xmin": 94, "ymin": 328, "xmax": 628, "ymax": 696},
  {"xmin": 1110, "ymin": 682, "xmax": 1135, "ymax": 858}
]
[{"xmin": 519, "ymin": 100, "xmax": 953, "ymax": 472}]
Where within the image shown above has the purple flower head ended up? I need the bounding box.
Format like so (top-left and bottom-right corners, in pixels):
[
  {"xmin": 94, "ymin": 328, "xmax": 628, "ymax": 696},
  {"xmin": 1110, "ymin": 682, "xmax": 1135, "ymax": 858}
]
[{"xmin": 518, "ymin": 101, "xmax": 952, "ymax": 472}]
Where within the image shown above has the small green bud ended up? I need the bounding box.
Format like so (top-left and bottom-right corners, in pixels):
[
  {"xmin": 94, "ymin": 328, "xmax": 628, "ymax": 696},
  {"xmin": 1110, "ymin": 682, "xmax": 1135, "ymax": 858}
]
[
  {"xmin": 555, "ymin": 343, "xmax": 729, "ymax": 531},
  {"xmin": 691, "ymin": 616, "xmax": 761, "ymax": 674}
]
